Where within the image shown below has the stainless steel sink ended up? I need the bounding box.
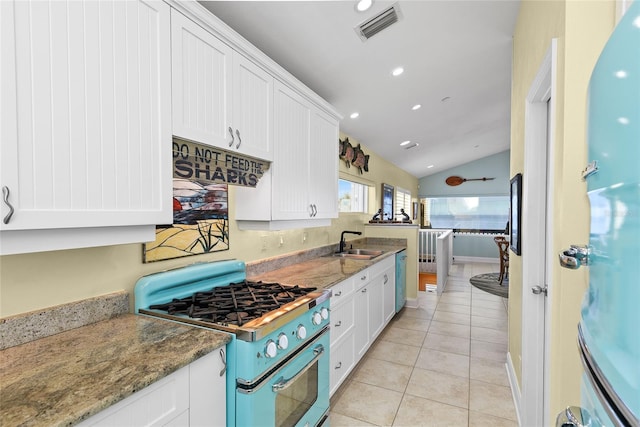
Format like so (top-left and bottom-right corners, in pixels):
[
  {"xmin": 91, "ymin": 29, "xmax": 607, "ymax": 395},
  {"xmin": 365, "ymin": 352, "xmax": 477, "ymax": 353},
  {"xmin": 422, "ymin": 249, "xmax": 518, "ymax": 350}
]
[{"xmin": 332, "ymin": 249, "xmax": 384, "ymax": 260}]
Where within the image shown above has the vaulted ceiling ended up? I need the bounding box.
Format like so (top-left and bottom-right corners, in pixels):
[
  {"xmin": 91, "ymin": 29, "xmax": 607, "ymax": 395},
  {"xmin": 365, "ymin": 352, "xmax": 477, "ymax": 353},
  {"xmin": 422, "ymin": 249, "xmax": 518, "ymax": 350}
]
[{"xmin": 200, "ymin": 1, "xmax": 520, "ymax": 178}]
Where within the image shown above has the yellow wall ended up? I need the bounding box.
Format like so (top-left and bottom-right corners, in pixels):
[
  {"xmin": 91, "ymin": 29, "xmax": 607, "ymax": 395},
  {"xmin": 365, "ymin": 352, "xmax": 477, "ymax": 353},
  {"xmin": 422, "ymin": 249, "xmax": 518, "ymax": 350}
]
[
  {"xmin": 0, "ymin": 134, "xmax": 418, "ymax": 318},
  {"xmin": 511, "ymin": 0, "xmax": 615, "ymax": 421}
]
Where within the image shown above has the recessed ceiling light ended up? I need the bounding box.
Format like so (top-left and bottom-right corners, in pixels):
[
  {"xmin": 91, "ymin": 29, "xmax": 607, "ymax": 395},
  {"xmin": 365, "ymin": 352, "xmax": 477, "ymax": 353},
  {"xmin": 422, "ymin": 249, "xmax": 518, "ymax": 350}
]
[
  {"xmin": 400, "ymin": 140, "xmax": 411, "ymax": 146},
  {"xmin": 356, "ymin": 0, "xmax": 373, "ymax": 12},
  {"xmin": 350, "ymin": 112, "xmax": 360, "ymax": 119},
  {"xmin": 412, "ymin": 104, "xmax": 421, "ymax": 110},
  {"xmin": 392, "ymin": 67, "xmax": 404, "ymax": 77},
  {"xmin": 427, "ymin": 165, "xmax": 434, "ymax": 169},
  {"xmin": 615, "ymin": 70, "xmax": 628, "ymax": 79}
]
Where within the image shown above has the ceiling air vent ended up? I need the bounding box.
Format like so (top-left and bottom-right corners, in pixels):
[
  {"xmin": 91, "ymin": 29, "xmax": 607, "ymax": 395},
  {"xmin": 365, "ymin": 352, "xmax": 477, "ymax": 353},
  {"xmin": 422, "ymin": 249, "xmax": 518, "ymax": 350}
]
[{"xmin": 355, "ymin": 3, "xmax": 402, "ymax": 42}]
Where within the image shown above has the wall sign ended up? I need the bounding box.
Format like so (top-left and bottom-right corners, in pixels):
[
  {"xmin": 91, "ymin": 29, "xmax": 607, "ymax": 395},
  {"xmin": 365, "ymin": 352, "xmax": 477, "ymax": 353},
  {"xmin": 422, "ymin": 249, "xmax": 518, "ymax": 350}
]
[
  {"xmin": 144, "ymin": 138, "xmax": 270, "ymax": 262},
  {"xmin": 172, "ymin": 138, "xmax": 270, "ymax": 188}
]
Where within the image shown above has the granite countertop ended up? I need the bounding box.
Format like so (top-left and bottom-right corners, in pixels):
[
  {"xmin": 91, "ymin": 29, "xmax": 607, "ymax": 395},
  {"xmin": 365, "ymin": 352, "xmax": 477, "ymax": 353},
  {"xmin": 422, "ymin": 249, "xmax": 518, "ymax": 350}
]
[
  {"xmin": 249, "ymin": 243, "xmax": 405, "ymax": 290},
  {"xmin": 0, "ymin": 314, "xmax": 230, "ymax": 427}
]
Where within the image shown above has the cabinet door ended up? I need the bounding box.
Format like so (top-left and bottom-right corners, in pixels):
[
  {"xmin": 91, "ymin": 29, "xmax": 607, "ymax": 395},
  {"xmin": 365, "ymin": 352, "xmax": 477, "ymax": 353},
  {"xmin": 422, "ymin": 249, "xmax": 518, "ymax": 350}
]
[
  {"xmin": 309, "ymin": 108, "xmax": 338, "ymax": 219},
  {"xmin": 368, "ymin": 274, "xmax": 385, "ymax": 340},
  {"xmin": 354, "ymin": 285, "xmax": 370, "ymax": 359},
  {"xmin": 330, "ymin": 333, "xmax": 355, "ymax": 396},
  {"xmin": 232, "ymin": 53, "xmax": 273, "ymax": 161},
  {"xmin": 271, "ymin": 82, "xmax": 312, "ymax": 220},
  {"xmin": 190, "ymin": 349, "xmax": 226, "ymax": 427},
  {"xmin": 0, "ymin": 0, "xmax": 171, "ymax": 232},
  {"xmin": 77, "ymin": 363, "xmax": 190, "ymax": 426},
  {"xmin": 330, "ymin": 297, "xmax": 355, "ymax": 346},
  {"xmin": 171, "ymin": 9, "xmax": 232, "ymax": 148},
  {"xmin": 383, "ymin": 268, "xmax": 396, "ymax": 325}
]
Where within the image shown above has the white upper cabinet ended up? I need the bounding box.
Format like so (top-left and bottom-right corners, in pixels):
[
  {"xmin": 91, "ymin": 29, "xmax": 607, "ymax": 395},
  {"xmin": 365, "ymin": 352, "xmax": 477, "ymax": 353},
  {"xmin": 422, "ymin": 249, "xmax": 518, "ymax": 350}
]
[
  {"xmin": 232, "ymin": 54, "xmax": 273, "ymax": 161},
  {"xmin": 310, "ymin": 109, "xmax": 339, "ymax": 219},
  {"xmin": 171, "ymin": 10, "xmax": 273, "ymax": 161},
  {"xmin": 0, "ymin": 0, "xmax": 172, "ymax": 254},
  {"xmin": 171, "ymin": 10, "xmax": 232, "ymax": 149},
  {"xmin": 271, "ymin": 82, "xmax": 312, "ymax": 220},
  {"xmin": 234, "ymin": 81, "xmax": 339, "ymax": 229}
]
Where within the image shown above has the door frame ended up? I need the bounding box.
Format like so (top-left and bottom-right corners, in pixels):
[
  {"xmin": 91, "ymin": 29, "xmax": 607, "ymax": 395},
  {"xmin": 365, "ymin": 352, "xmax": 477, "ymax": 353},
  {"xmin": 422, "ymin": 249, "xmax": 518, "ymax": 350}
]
[{"xmin": 520, "ymin": 39, "xmax": 557, "ymax": 426}]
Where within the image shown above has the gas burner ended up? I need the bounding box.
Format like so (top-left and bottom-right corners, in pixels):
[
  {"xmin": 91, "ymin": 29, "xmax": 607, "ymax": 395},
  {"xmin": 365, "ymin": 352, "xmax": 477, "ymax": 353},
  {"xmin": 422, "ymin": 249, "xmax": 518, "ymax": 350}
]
[{"xmin": 148, "ymin": 280, "xmax": 317, "ymax": 326}]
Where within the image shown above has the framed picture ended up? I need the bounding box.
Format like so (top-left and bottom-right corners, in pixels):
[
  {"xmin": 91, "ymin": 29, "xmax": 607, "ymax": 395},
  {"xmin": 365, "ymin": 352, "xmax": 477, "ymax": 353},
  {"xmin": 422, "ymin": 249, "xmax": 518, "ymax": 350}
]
[
  {"xmin": 381, "ymin": 183, "xmax": 394, "ymax": 221},
  {"xmin": 510, "ymin": 173, "xmax": 522, "ymax": 255}
]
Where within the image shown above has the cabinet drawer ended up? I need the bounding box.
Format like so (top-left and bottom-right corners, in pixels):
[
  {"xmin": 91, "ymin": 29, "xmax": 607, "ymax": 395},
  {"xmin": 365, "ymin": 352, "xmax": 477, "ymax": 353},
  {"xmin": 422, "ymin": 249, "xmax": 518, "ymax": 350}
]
[
  {"xmin": 330, "ymin": 333, "xmax": 355, "ymax": 396},
  {"xmin": 353, "ymin": 269, "xmax": 370, "ymax": 290},
  {"xmin": 330, "ymin": 298, "xmax": 354, "ymax": 345},
  {"xmin": 329, "ymin": 277, "xmax": 354, "ymax": 304},
  {"xmin": 367, "ymin": 256, "xmax": 395, "ymax": 279}
]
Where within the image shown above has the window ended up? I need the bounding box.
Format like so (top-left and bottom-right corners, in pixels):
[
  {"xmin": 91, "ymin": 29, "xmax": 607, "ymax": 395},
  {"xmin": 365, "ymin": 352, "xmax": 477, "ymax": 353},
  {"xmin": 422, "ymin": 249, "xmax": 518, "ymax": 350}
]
[
  {"xmin": 339, "ymin": 179, "xmax": 369, "ymax": 213},
  {"xmin": 395, "ymin": 187, "xmax": 412, "ymax": 220},
  {"xmin": 421, "ymin": 196, "xmax": 509, "ymax": 231}
]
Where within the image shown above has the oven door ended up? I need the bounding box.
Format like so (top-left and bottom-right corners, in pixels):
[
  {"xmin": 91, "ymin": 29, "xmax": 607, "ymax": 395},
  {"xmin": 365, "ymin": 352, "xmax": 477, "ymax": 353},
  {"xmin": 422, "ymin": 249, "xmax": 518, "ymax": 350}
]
[{"xmin": 236, "ymin": 327, "xmax": 330, "ymax": 427}]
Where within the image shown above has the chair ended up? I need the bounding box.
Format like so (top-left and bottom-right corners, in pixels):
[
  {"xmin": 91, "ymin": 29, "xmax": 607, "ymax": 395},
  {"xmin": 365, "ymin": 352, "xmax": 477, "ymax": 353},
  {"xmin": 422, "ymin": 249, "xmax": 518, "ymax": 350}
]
[{"xmin": 493, "ymin": 236, "xmax": 510, "ymax": 285}]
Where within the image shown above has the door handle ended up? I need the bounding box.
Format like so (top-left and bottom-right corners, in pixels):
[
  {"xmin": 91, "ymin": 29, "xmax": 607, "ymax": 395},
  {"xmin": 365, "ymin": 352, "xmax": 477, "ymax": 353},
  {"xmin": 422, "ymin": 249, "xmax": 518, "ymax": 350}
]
[
  {"xmin": 555, "ymin": 406, "xmax": 590, "ymax": 426},
  {"xmin": 531, "ymin": 285, "xmax": 547, "ymax": 296},
  {"xmin": 271, "ymin": 344, "xmax": 324, "ymax": 392},
  {"xmin": 558, "ymin": 245, "xmax": 591, "ymax": 269}
]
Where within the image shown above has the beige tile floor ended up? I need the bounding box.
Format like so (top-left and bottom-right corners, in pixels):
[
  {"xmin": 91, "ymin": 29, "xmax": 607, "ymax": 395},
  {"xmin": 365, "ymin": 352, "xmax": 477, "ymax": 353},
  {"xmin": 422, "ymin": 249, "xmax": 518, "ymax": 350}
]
[{"xmin": 329, "ymin": 262, "xmax": 517, "ymax": 426}]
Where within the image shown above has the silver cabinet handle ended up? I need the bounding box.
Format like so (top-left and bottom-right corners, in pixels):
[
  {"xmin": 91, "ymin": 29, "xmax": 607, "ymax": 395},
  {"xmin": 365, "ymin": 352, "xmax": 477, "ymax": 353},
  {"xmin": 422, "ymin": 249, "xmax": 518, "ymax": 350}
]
[
  {"xmin": 582, "ymin": 160, "xmax": 598, "ymax": 180},
  {"xmin": 555, "ymin": 406, "xmax": 590, "ymax": 426},
  {"xmin": 2, "ymin": 186, "xmax": 14, "ymax": 224},
  {"xmin": 309, "ymin": 204, "xmax": 314, "ymax": 217},
  {"xmin": 361, "ymin": 275, "xmax": 367, "ymax": 281},
  {"xmin": 558, "ymin": 245, "xmax": 591, "ymax": 269},
  {"xmin": 228, "ymin": 127, "xmax": 235, "ymax": 147},
  {"xmin": 313, "ymin": 204, "xmax": 317, "ymax": 217},
  {"xmin": 334, "ymin": 320, "xmax": 342, "ymax": 327},
  {"xmin": 361, "ymin": 288, "xmax": 367, "ymax": 293},
  {"xmin": 383, "ymin": 274, "xmax": 388, "ymax": 284},
  {"xmin": 235, "ymin": 129, "xmax": 242, "ymax": 149},
  {"xmin": 334, "ymin": 361, "xmax": 342, "ymax": 369},
  {"xmin": 219, "ymin": 348, "xmax": 226, "ymax": 377},
  {"xmin": 334, "ymin": 291, "xmax": 342, "ymax": 297}
]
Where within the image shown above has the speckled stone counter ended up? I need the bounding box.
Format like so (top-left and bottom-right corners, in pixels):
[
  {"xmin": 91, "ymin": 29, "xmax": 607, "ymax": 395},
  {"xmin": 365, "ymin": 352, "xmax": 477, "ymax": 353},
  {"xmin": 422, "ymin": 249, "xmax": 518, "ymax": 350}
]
[
  {"xmin": 0, "ymin": 314, "xmax": 230, "ymax": 427},
  {"xmin": 248, "ymin": 239, "xmax": 406, "ymax": 290}
]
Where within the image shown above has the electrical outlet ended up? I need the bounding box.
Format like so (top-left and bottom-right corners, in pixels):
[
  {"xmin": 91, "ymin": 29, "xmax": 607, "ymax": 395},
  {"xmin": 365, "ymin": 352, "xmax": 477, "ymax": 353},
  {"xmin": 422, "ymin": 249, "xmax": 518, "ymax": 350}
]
[
  {"xmin": 302, "ymin": 232, "xmax": 308, "ymax": 244},
  {"xmin": 279, "ymin": 235, "xmax": 284, "ymax": 247},
  {"xmin": 261, "ymin": 235, "xmax": 268, "ymax": 251}
]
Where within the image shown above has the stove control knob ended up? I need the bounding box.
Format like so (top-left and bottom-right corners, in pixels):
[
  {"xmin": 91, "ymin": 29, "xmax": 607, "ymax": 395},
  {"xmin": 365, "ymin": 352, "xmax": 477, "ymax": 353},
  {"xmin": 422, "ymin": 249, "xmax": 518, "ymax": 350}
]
[
  {"xmin": 312, "ymin": 311, "xmax": 322, "ymax": 325},
  {"xmin": 296, "ymin": 324, "xmax": 307, "ymax": 340},
  {"xmin": 264, "ymin": 340, "xmax": 277, "ymax": 358},
  {"xmin": 320, "ymin": 307, "xmax": 329, "ymax": 320},
  {"xmin": 277, "ymin": 333, "xmax": 289, "ymax": 350}
]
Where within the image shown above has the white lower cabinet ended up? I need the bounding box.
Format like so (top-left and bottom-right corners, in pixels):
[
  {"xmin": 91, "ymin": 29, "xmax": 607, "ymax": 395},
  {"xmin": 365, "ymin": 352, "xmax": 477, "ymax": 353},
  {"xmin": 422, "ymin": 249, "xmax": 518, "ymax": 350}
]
[
  {"xmin": 78, "ymin": 350, "xmax": 226, "ymax": 427},
  {"xmin": 329, "ymin": 256, "xmax": 396, "ymax": 396}
]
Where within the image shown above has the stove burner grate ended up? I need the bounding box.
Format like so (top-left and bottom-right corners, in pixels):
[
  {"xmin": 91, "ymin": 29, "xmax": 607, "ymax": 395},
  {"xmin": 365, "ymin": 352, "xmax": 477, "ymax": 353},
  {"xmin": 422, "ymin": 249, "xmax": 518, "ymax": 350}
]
[{"xmin": 149, "ymin": 280, "xmax": 316, "ymax": 326}]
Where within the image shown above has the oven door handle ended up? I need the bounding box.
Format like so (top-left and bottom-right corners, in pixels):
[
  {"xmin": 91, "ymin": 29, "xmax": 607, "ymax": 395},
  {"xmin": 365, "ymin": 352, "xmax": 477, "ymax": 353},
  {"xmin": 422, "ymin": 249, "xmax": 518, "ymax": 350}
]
[{"xmin": 271, "ymin": 344, "xmax": 324, "ymax": 393}]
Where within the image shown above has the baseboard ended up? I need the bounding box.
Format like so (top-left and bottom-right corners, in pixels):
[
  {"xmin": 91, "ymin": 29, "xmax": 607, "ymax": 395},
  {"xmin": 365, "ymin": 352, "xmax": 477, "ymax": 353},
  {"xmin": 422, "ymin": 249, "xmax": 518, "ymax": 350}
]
[
  {"xmin": 405, "ymin": 297, "xmax": 419, "ymax": 308},
  {"xmin": 453, "ymin": 256, "xmax": 499, "ymax": 264},
  {"xmin": 506, "ymin": 352, "xmax": 522, "ymax": 426}
]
